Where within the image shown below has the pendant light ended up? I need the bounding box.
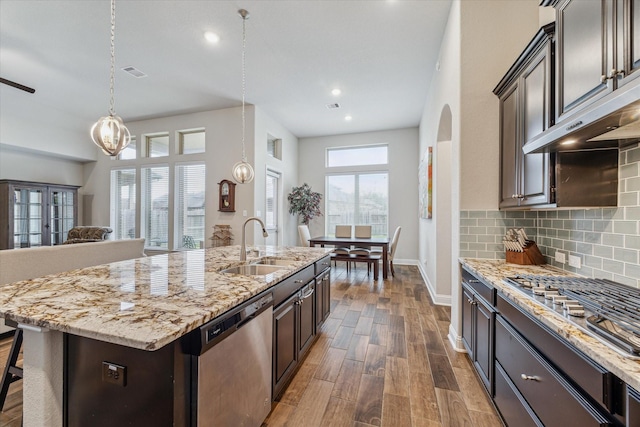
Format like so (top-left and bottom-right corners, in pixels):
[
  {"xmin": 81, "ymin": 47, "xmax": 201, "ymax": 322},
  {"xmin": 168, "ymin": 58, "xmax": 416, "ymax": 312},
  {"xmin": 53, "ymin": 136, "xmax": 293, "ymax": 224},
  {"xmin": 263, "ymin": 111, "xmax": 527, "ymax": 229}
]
[
  {"xmin": 91, "ymin": 0, "xmax": 131, "ymax": 157},
  {"xmin": 231, "ymin": 9, "xmax": 255, "ymax": 184}
]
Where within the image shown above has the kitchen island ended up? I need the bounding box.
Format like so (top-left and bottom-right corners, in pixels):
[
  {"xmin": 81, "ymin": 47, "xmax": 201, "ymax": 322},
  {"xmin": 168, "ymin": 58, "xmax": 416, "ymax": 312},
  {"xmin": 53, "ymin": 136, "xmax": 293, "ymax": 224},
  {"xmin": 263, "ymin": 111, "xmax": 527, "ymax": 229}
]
[{"xmin": 0, "ymin": 245, "xmax": 332, "ymax": 427}]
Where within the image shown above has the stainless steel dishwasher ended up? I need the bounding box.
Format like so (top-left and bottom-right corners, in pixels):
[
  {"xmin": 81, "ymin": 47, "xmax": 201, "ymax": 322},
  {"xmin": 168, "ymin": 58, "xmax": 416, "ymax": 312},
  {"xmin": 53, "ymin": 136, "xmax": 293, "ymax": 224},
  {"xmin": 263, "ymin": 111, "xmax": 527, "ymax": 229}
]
[{"xmin": 190, "ymin": 292, "xmax": 273, "ymax": 427}]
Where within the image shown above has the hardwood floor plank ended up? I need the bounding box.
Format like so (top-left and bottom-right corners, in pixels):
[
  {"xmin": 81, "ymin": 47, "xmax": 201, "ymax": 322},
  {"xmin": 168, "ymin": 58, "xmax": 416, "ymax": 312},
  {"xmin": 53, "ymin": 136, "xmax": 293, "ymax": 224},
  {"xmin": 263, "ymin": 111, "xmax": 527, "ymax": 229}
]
[
  {"xmin": 361, "ymin": 303, "xmax": 377, "ymax": 318},
  {"xmin": 407, "ymin": 341, "xmax": 430, "ymax": 373},
  {"xmin": 331, "ymin": 359, "xmax": 364, "ymax": 401},
  {"xmin": 424, "ymin": 329, "xmax": 447, "ymax": 355},
  {"xmin": 346, "ymin": 334, "xmax": 369, "ymax": 362},
  {"xmin": 452, "ymin": 367, "xmax": 495, "ymax": 413},
  {"xmin": 373, "ymin": 308, "xmax": 390, "ymax": 325},
  {"xmin": 320, "ymin": 396, "xmax": 357, "ymax": 427},
  {"xmin": 383, "ymin": 356, "xmax": 409, "ymax": 397},
  {"xmin": 304, "ymin": 335, "xmax": 332, "ymax": 365},
  {"xmin": 332, "ymin": 326, "xmax": 356, "ymax": 350},
  {"xmin": 363, "ymin": 344, "xmax": 386, "ymax": 377},
  {"xmin": 263, "ymin": 402, "xmax": 296, "ymax": 427},
  {"xmin": 468, "ymin": 409, "xmax": 502, "ymax": 427},
  {"xmin": 354, "ymin": 316, "xmax": 374, "ymax": 336},
  {"xmin": 388, "ymin": 314, "xmax": 405, "ymax": 333},
  {"xmin": 320, "ymin": 317, "xmax": 342, "ymax": 338},
  {"xmin": 278, "ymin": 361, "xmax": 318, "ymax": 406},
  {"xmin": 368, "ymin": 323, "xmax": 389, "ymax": 347},
  {"xmin": 314, "ymin": 347, "xmax": 347, "ymax": 382},
  {"xmin": 354, "ymin": 374, "xmax": 384, "ymax": 426},
  {"xmin": 381, "ymin": 393, "xmax": 412, "ymax": 427},
  {"xmin": 286, "ymin": 378, "xmax": 334, "ymax": 427},
  {"xmin": 412, "ymin": 417, "xmax": 443, "ymax": 427},
  {"xmin": 342, "ymin": 310, "xmax": 362, "ymax": 328},
  {"xmin": 386, "ymin": 330, "xmax": 407, "ymax": 358},
  {"xmin": 429, "ymin": 353, "xmax": 460, "ymax": 391},
  {"xmin": 409, "ymin": 371, "xmax": 440, "ymax": 422},
  {"xmin": 434, "ymin": 388, "xmax": 474, "ymax": 427}
]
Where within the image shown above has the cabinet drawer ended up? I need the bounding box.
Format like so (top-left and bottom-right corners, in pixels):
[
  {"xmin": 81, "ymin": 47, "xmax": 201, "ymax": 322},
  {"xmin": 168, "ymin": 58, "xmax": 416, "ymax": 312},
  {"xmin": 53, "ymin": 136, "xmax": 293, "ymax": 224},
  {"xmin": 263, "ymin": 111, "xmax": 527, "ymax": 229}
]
[
  {"xmin": 461, "ymin": 267, "xmax": 496, "ymax": 305},
  {"xmin": 495, "ymin": 315, "xmax": 612, "ymax": 427},
  {"xmin": 273, "ymin": 265, "xmax": 314, "ymax": 307},
  {"xmin": 496, "ymin": 293, "xmax": 612, "ymax": 410},
  {"xmin": 494, "ymin": 361, "xmax": 543, "ymax": 427},
  {"xmin": 314, "ymin": 255, "xmax": 331, "ymax": 275}
]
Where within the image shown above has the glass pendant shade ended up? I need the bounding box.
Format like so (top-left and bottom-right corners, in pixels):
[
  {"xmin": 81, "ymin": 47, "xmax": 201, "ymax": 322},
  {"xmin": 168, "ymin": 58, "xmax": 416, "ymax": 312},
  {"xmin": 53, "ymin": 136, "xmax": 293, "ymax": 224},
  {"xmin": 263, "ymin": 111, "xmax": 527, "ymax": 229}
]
[
  {"xmin": 232, "ymin": 160, "xmax": 255, "ymax": 184},
  {"xmin": 91, "ymin": 114, "xmax": 131, "ymax": 157}
]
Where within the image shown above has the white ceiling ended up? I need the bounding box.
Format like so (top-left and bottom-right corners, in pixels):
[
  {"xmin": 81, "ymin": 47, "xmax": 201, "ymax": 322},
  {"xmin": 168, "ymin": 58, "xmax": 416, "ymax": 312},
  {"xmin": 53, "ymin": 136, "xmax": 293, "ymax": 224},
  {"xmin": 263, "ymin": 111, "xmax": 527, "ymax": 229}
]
[{"xmin": 0, "ymin": 0, "xmax": 452, "ymax": 144}]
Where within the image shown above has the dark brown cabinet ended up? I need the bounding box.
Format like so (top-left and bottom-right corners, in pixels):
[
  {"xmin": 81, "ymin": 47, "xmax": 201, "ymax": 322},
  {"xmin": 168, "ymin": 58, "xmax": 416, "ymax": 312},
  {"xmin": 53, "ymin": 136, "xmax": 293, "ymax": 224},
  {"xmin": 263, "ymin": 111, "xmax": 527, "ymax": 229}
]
[
  {"xmin": 495, "ymin": 24, "xmax": 554, "ymax": 209},
  {"xmin": 546, "ymin": 0, "xmax": 640, "ymax": 122},
  {"xmin": 460, "ymin": 268, "xmax": 495, "ymax": 393},
  {"xmin": 0, "ymin": 179, "xmax": 79, "ymax": 250},
  {"xmin": 273, "ymin": 256, "xmax": 331, "ymax": 399}
]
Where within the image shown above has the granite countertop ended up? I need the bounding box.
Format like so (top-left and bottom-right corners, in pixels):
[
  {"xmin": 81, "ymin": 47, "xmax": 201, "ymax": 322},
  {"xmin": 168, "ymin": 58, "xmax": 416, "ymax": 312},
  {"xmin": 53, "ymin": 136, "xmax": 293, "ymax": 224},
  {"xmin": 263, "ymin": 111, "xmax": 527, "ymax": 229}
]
[
  {"xmin": 460, "ymin": 258, "xmax": 640, "ymax": 391},
  {"xmin": 0, "ymin": 245, "xmax": 332, "ymax": 351}
]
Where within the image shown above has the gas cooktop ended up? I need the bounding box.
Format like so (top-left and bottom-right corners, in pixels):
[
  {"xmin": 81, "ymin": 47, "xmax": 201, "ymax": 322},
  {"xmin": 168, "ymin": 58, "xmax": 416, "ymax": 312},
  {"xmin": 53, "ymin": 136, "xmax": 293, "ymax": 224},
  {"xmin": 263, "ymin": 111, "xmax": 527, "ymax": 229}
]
[{"xmin": 503, "ymin": 275, "xmax": 640, "ymax": 359}]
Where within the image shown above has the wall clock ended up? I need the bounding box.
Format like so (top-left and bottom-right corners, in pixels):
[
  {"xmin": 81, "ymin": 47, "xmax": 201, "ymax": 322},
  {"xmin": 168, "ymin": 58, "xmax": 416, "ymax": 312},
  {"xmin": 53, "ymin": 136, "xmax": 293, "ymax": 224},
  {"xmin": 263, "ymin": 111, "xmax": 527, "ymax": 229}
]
[{"xmin": 218, "ymin": 179, "xmax": 236, "ymax": 212}]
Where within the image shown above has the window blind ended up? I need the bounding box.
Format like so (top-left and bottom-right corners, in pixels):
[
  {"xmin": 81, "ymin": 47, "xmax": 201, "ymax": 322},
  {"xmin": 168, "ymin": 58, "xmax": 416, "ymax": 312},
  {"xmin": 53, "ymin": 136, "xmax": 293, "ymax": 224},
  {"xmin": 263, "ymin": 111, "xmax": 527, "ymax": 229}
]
[
  {"xmin": 175, "ymin": 163, "xmax": 205, "ymax": 250},
  {"xmin": 110, "ymin": 169, "xmax": 136, "ymax": 239},
  {"xmin": 141, "ymin": 166, "xmax": 169, "ymax": 249}
]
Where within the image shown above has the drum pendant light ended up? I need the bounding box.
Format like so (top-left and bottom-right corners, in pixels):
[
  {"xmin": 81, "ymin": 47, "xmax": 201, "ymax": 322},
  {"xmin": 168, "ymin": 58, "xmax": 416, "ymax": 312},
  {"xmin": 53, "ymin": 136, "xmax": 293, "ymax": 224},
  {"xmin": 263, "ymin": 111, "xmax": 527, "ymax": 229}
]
[
  {"xmin": 231, "ymin": 9, "xmax": 255, "ymax": 184},
  {"xmin": 90, "ymin": 0, "xmax": 131, "ymax": 157}
]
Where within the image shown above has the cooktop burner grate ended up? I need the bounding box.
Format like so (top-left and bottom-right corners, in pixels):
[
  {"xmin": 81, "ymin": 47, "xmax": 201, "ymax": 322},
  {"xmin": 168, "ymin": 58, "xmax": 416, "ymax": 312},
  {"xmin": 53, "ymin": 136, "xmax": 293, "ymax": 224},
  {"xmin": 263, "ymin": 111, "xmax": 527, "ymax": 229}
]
[{"xmin": 504, "ymin": 275, "xmax": 640, "ymax": 355}]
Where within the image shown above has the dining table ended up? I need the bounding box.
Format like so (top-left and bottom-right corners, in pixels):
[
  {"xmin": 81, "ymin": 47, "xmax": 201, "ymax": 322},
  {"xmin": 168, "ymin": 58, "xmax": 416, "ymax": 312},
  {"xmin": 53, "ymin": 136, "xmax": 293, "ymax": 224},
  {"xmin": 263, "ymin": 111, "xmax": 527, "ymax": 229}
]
[{"xmin": 308, "ymin": 235, "xmax": 390, "ymax": 279}]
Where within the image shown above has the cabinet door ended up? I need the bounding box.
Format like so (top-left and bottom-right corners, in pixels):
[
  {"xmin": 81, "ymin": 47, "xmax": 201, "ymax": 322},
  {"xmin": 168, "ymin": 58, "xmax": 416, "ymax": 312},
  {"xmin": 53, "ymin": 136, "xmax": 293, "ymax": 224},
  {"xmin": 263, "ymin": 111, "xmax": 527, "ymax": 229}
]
[
  {"xmin": 273, "ymin": 295, "xmax": 298, "ymax": 396},
  {"xmin": 49, "ymin": 187, "xmax": 77, "ymax": 245},
  {"xmin": 556, "ymin": 0, "xmax": 612, "ymax": 121},
  {"xmin": 474, "ymin": 299, "xmax": 494, "ymax": 393},
  {"xmin": 618, "ymin": 0, "xmax": 640, "ymax": 86},
  {"xmin": 298, "ymin": 283, "xmax": 316, "ymax": 357},
  {"xmin": 499, "ymin": 83, "xmax": 521, "ymax": 209},
  {"xmin": 461, "ymin": 284, "xmax": 474, "ymax": 355},
  {"xmin": 521, "ymin": 47, "xmax": 553, "ymax": 206},
  {"xmin": 12, "ymin": 185, "xmax": 47, "ymax": 248},
  {"xmin": 315, "ymin": 271, "xmax": 331, "ymax": 328}
]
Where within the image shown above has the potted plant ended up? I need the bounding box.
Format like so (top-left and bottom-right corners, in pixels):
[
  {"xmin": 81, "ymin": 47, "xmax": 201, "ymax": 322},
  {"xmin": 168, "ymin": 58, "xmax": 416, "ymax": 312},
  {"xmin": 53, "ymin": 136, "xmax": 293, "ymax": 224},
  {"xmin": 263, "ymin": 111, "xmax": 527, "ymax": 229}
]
[{"xmin": 287, "ymin": 183, "xmax": 322, "ymax": 225}]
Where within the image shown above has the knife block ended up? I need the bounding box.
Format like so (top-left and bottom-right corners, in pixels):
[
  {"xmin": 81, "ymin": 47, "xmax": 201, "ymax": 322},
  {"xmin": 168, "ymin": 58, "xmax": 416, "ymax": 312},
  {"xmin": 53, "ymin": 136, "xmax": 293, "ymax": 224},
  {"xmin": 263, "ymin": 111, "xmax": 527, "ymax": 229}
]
[{"xmin": 505, "ymin": 241, "xmax": 545, "ymax": 265}]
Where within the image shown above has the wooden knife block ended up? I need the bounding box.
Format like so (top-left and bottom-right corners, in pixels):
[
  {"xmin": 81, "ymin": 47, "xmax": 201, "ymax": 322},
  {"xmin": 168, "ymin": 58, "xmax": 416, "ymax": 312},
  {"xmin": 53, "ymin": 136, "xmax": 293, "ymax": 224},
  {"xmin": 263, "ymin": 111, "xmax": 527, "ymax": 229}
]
[{"xmin": 505, "ymin": 241, "xmax": 545, "ymax": 265}]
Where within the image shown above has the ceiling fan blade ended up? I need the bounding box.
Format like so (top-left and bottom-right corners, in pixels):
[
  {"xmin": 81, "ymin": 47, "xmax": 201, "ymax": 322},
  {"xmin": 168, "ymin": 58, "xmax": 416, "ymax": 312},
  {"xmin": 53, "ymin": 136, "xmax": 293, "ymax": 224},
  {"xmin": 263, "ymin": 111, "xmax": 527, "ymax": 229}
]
[{"xmin": 0, "ymin": 77, "xmax": 35, "ymax": 94}]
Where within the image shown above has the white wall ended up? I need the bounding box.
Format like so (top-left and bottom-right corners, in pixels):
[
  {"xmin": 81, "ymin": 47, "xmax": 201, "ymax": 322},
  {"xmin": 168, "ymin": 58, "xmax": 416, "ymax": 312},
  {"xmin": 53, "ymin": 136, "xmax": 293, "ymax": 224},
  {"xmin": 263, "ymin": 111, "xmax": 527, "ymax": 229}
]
[
  {"xmin": 0, "ymin": 145, "xmax": 85, "ymax": 186},
  {"xmin": 419, "ymin": 0, "xmax": 541, "ymax": 351},
  {"xmin": 298, "ymin": 128, "xmax": 419, "ymax": 263},
  {"xmin": 254, "ymin": 106, "xmax": 299, "ymax": 246},
  {"xmin": 82, "ymin": 106, "xmax": 263, "ymax": 249}
]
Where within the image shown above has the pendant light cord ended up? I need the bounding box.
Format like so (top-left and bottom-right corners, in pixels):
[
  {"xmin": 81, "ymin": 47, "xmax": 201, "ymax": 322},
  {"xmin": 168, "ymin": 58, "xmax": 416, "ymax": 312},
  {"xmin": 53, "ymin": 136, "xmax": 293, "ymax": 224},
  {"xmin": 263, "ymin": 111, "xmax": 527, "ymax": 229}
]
[
  {"xmin": 109, "ymin": 0, "xmax": 116, "ymax": 116},
  {"xmin": 241, "ymin": 11, "xmax": 247, "ymax": 162}
]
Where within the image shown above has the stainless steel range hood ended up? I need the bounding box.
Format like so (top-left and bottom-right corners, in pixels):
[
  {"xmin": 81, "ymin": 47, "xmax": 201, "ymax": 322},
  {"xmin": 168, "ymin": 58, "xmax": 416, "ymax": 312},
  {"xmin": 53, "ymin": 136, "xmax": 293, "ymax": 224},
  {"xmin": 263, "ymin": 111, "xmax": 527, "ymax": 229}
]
[{"xmin": 523, "ymin": 80, "xmax": 640, "ymax": 154}]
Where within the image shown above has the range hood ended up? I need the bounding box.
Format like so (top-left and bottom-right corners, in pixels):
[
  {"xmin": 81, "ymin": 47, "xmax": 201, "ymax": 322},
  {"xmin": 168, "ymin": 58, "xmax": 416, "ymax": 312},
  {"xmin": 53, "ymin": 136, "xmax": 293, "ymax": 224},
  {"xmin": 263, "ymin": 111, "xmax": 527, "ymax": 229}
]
[{"xmin": 523, "ymin": 80, "xmax": 640, "ymax": 154}]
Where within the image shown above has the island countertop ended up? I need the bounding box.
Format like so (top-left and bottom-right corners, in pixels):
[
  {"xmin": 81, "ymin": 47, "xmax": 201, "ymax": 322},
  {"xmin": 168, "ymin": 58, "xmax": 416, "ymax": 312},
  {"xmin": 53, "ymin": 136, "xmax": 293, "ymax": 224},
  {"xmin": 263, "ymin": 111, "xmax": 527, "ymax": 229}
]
[
  {"xmin": 460, "ymin": 258, "xmax": 640, "ymax": 392},
  {"xmin": 0, "ymin": 245, "xmax": 332, "ymax": 351}
]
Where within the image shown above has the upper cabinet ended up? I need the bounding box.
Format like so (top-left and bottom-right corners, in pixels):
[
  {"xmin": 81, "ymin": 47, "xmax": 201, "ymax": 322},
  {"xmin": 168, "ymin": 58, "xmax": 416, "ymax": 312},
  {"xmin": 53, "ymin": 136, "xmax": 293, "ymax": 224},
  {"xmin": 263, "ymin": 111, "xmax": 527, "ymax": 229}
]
[
  {"xmin": 495, "ymin": 24, "xmax": 555, "ymax": 209},
  {"xmin": 548, "ymin": 0, "xmax": 640, "ymax": 122}
]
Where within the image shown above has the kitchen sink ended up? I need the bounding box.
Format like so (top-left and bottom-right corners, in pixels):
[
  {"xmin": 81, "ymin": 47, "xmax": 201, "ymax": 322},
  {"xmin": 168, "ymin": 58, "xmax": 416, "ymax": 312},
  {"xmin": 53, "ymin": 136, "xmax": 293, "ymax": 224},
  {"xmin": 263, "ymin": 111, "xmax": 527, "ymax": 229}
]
[
  {"xmin": 252, "ymin": 257, "xmax": 296, "ymax": 267},
  {"xmin": 220, "ymin": 264, "xmax": 286, "ymax": 276}
]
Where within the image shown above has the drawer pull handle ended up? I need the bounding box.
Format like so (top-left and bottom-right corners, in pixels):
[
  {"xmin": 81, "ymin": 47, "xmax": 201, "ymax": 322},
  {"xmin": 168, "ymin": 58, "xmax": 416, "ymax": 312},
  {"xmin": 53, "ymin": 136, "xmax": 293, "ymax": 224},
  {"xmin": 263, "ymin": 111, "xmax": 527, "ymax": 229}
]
[
  {"xmin": 520, "ymin": 374, "xmax": 539, "ymax": 381},
  {"xmin": 294, "ymin": 280, "xmax": 303, "ymax": 284},
  {"xmin": 468, "ymin": 279, "xmax": 480, "ymax": 283}
]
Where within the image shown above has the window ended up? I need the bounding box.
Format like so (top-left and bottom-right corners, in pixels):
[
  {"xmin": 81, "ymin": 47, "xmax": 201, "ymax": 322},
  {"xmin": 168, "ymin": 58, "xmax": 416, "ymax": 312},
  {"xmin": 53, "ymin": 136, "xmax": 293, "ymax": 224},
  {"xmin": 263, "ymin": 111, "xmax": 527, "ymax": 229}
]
[
  {"xmin": 179, "ymin": 129, "xmax": 205, "ymax": 155},
  {"xmin": 110, "ymin": 169, "xmax": 136, "ymax": 239},
  {"xmin": 267, "ymin": 134, "xmax": 282, "ymax": 160},
  {"xmin": 326, "ymin": 173, "xmax": 388, "ymax": 237},
  {"xmin": 117, "ymin": 136, "xmax": 137, "ymax": 160},
  {"xmin": 141, "ymin": 166, "xmax": 169, "ymax": 249},
  {"xmin": 145, "ymin": 133, "xmax": 169, "ymax": 157},
  {"xmin": 327, "ymin": 145, "xmax": 388, "ymax": 167},
  {"xmin": 175, "ymin": 163, "xmax": 206, "ymax": 250}
]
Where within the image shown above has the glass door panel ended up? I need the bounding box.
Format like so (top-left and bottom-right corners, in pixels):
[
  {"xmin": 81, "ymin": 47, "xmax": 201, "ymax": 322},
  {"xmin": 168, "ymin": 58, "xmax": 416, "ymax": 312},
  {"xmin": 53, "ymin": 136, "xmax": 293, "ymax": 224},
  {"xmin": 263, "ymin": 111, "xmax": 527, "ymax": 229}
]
[
  {"xmin": 13, "ymin": 188, "xmax": 43, "ymax": 248},
  {"xmin": 50, "ymin": 189, "xmax": 75, "ymax": 245}
]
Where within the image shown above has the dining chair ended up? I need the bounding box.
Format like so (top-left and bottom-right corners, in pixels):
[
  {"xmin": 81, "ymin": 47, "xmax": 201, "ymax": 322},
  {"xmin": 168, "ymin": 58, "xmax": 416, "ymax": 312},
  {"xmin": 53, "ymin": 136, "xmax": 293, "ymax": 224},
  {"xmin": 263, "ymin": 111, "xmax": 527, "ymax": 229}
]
[
  {"xmin": 371, "ymin": 226, "xmax": 401, "ymax": 276},
  {"xmin": 333, "ymin": 225, "xmax": 352, "ymax": 269},
  {"xmin": 351, "ymin": 225, "xmax": 372, "ymax": 270},
  {"xmin": 298, "ymin": 225, "xmax": 311, "ymax": 247}
]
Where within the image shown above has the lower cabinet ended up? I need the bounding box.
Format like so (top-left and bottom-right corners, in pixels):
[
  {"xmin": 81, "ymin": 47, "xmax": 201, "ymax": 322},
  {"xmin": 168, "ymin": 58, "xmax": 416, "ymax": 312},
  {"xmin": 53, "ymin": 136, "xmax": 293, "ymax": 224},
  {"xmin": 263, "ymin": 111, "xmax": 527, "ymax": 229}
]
[
  {"xmin": 273, "ymin": 257, "xmax": 331, "ymax": 399},
  {"xmin": 461, "ymin": 270, "xmax": 495, "ymax": 393}
]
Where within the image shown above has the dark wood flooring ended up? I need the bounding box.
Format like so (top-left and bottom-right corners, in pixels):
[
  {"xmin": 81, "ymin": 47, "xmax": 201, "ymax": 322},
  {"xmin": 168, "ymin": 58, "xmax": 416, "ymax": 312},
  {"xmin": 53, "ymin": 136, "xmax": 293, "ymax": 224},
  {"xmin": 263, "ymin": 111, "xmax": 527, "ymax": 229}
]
[{"xmin": 0, "ymin": 264, "xmax": 501, "ymax": 427}]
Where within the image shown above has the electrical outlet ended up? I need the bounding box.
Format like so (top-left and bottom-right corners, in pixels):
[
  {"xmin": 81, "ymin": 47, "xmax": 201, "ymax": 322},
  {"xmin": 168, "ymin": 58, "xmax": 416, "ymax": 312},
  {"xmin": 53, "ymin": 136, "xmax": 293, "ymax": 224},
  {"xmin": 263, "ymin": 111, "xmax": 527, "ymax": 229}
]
[
  {"xmin": 242, "ymin": 210, "xmax": 248, "ymax": 217},
  {"xmin": 555, "ymin": 251, "xmax": 566, "ymax": 264},
  {"xmin": 568, "ymin": 255, "xmax": 581, "ymax": 269},
  {"xmin": 102, "ymin": 361, "xmax": 126, "ymax": 387}
]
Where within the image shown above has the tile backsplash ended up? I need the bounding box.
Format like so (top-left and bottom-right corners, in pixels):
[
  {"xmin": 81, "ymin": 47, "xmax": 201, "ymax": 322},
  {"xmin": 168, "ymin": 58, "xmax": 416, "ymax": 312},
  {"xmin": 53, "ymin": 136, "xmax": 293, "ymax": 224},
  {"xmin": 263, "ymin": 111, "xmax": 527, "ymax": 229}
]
[{"xmin": 461, "ymin": 144, "xmax": 640, "ymax": 288}]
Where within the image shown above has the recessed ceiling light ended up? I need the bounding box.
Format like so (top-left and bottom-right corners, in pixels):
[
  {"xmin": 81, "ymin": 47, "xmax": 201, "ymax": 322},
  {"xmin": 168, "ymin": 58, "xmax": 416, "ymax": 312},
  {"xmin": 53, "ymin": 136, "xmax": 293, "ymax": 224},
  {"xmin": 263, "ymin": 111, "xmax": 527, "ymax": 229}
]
[
  {"xmin": 204, "ymin": 32, "xmax": 220, "ymax": 44},
  {"xmin": 561, "ymin": 139, "xmax": 576, "ymax": 145},
  {"xmin": 331, "ymin": 88, "xmax": 341, "ymax": 96},
  {"xmin": 345, "ymin": 115, "xmax": 352, "ymax": 121}
]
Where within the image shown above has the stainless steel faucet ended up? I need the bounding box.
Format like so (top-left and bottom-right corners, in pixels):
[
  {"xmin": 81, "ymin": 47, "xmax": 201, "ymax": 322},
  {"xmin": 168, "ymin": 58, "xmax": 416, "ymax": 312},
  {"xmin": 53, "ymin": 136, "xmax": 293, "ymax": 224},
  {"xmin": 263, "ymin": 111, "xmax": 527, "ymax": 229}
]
[{"xmin": 240, "ymin": 217, "xmax": 269, "ymax": 261}]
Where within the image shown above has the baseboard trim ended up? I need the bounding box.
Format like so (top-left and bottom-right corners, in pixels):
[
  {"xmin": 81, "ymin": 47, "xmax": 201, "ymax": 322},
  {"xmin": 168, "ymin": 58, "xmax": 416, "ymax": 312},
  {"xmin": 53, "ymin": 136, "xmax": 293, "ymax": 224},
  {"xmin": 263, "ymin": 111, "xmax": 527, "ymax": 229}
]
[
  {"xmin": 448, "ymin": 323, "xmax": 466, "ymax": 353},
  {"xmin": 416, "ymin": 262, "xmax": 452, "ymax": 306}
]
